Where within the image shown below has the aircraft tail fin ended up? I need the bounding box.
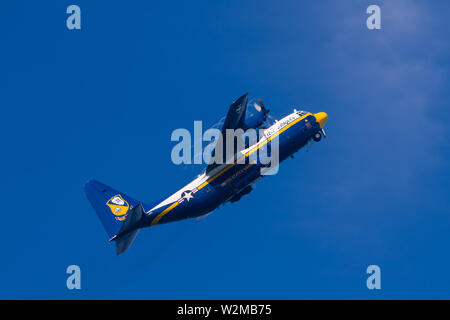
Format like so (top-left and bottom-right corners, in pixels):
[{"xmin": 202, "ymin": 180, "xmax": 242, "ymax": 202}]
[{"xmin": 84, "ymin": 179, "xmax": 143, "ymax": 255}]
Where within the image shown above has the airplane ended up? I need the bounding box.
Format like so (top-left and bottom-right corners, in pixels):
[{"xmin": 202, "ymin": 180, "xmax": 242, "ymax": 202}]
[{"xmin": 85, "ymin": 93, "xmax": 328, "ymax": 255}]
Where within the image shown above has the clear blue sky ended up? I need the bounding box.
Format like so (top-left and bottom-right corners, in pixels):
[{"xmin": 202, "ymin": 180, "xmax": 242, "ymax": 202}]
[{"xmin": 1, "ymin": 0, "xmax": 449, "ymax": 299}]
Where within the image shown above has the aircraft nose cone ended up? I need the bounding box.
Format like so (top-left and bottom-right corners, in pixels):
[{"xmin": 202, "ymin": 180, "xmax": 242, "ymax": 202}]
[{"xmin": 314, "ymin": 112, "xmax": 328, "ymax": 128}]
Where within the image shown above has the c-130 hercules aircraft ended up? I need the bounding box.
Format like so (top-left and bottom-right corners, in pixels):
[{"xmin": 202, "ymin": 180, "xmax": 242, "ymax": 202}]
[{"xmin": 85, "ymin": 93, "xmax": 328, "ymax": 255}]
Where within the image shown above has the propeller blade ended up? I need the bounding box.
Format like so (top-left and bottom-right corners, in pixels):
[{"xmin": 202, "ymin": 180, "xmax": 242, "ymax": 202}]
[
  {"xmin": 306, "ymin": 140, "xmax": 313, "ymax": 152},
  {"xmin": 257, "ymin": 98, "xmax": 270, "ymax": 115}
]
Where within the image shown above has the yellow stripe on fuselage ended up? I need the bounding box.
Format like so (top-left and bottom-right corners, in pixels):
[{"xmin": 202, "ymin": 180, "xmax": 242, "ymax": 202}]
[
  {"xmin": 151, "ymin": 112, "xmax": 312, "ymax": 225},
  {"xmin": 151, "ymin": 201, "xmax": 179, "ymax": 225}
]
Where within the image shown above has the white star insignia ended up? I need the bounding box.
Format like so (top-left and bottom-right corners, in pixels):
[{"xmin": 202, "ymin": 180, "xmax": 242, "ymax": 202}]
[{"xmin": 182, "ymin": 191, "xmax": 194, "ymax": 202}]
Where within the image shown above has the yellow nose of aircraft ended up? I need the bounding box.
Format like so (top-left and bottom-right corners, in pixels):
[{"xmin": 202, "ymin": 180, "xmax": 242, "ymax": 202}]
[{"xmin": 314, "ymin": 112, "xmax": 328, "ymax": 128}]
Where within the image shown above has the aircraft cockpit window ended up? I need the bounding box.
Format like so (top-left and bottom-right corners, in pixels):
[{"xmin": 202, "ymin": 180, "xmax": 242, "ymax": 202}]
[{"xmin": 296, "ymin": 110, "xmax": 307, "ymax": 116}]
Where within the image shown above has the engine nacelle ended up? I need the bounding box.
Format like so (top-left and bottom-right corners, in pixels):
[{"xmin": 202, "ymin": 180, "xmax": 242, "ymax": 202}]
[
  {"xmin": 229, "ymin": 185, "xmax": 253, "ymax": 203},
  {"xmin": 241, "ymin": 98, "xmax": 267, "ymax": 130}
]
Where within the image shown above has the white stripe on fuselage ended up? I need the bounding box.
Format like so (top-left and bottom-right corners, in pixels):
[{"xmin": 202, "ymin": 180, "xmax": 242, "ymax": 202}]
[{"xmin": 147, "ymin": 173, "xmax": 208, "ymax": 212}]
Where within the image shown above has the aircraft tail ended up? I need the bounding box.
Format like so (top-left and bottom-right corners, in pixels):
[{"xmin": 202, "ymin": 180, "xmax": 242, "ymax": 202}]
[{"xmin": 84, "ymin": 179, "xmax": 144, "ymax": 255}]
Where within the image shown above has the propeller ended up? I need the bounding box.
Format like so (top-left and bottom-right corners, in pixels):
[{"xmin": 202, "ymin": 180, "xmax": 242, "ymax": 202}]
[
  {"xmin": 307, "ymin": 128, "xmax": 327, "ymax": 152},
  {"xmin": 256, "ymin": 98, "xmax": 275, "ymax": 128},
  {"xmin": 257, "ymin": 98, "xmax": 270, "ymax": 116},
  {"xmin": 306, "ymin": 139, "xmax": 313, "ymax": 152}
]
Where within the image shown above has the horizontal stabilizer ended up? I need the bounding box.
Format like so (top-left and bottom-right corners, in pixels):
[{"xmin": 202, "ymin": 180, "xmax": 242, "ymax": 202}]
[
  {"xmin": 115, "ymin": 229, "xmax": 139, "ymax": 256},
  {"xmin": 112, "ymin": 203, "xmax": 145, "ymax": 255}
]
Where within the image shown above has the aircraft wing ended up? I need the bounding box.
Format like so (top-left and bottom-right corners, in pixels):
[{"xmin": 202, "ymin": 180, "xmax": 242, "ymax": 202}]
[
  {"xmin": 221, "ymin": 93, "xmax": 249, "ymax": 132},
  {"xmin": 205, "ymin": 93, "xmax": 248, "ymax": 173}
]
